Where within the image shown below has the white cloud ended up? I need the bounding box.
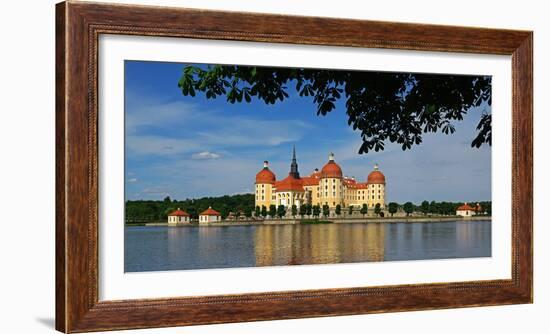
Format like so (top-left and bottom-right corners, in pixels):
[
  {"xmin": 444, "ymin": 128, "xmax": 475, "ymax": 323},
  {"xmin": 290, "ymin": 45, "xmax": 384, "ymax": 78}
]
[
  {"xmin": 125, "ymin": 93, "xmax": 313, "ymax": 157},
  {"xmin": 140, "ymin": 186, "xmax": 172, "ymax": 197},
  {"xmin": 231, "ymin": 190, "xmax": 254, "ymax": 195},
  {"xmin": 126, "ymin": 135, "xmax": 201, "ymax": 155},
  {"xmin": 140, "ymin": 156, "xmax": 260, "ymax": 199},
  {"xmin": 127, "ymin": 178, "xmax": 138, "ymax": 183},
  {"xmin": 125, "ymin": 96, "xmax": 197, "ymax": 135},
  {"xmin": 191, "ymin": 151, "xmax": 221, "ymax": 160}
]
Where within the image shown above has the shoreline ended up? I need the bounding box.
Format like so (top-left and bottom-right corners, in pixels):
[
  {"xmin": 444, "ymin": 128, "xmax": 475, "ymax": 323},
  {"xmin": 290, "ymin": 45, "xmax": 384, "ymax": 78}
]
[{"xmin": 127, "ymin": 216, "xmax": 491, "ymax": 227}]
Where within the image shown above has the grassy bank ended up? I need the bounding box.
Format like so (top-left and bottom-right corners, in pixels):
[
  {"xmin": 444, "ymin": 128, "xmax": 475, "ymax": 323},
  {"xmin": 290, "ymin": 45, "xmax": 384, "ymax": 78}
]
[
  {"xmin": 300, "ymin": 220, "xmax": 333, "ymax": 225},
  {"xmin": 125, "ymin": 216, "xmax": 491, "ymax": 227},
  {"xmin": 125, "ymin": 222, "xmax": 147, "ymax": 226}
]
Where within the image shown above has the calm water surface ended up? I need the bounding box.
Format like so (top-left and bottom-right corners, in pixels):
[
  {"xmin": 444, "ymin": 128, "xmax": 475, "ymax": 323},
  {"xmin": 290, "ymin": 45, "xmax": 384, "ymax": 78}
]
[{"xmin": 125, "ymin": 221, "xmax": 491, "ymax": 272}]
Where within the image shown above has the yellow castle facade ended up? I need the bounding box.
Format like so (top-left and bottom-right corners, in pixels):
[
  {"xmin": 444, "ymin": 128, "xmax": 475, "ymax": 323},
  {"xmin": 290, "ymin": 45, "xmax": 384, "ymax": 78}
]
[{"xmin": 255, "ymin": 147, "xmax": 386, "ymax": 210}]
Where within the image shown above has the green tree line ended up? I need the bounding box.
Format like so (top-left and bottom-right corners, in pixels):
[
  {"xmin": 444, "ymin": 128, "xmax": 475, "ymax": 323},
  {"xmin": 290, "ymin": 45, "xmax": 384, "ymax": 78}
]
[
  {"xmin": 125, "ymin": 194, "xmax": 254, "ymax": 222},
  {"xmin": 126, "ymin": 196, "xmax": 491, "ymax": 223},
  {"xmin": 386, "ymin": 200, "xmax": 491, "ymax": 217}
]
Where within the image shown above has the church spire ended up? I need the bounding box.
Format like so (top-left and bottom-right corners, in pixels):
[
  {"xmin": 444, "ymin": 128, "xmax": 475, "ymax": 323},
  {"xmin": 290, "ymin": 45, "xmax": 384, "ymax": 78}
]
[{"xmin": 289, "ymin": 145, "xmax": 300, "ymax": 178}]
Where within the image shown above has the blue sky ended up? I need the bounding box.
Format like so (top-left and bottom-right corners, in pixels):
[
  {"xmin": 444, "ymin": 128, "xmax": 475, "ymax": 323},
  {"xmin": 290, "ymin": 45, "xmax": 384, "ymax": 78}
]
[{"xmin": 125, "ymin": 60, "xmax": 491, "ymax": 203}]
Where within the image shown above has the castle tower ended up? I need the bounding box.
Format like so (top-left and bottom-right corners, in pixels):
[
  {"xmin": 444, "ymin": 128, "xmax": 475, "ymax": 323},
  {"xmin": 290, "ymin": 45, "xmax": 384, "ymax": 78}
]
[
  {"xmin": 366, "ymin": 163, "xmax": 386, "ymax": 209},
  {"xmin": 273, "ymin": 146, "xmax": 306, "ymax": 209},
  {"xmin": 255, "ymin": 160, "xmax": 276, "ymax": 210},
  {"xmin": 319, "ymin": 152, "xmax": 344, "ymax": 209},
  {"xmin": 289, "ymin": 145, "xmax": 300, "ymax": 178}
]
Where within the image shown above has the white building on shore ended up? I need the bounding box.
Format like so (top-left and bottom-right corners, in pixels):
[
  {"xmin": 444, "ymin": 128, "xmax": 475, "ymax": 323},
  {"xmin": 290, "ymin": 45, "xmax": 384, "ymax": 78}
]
[
  {"xmin": 199, "ymin": 207, "xmax": 222, "ymax": 224},
  {"xmin": 167, "ymin": 208, "xmax": 191, "ymax": 225},
  {"xmin": 456, "ymin": 203, "xmax": 481, "ymax": 217}
]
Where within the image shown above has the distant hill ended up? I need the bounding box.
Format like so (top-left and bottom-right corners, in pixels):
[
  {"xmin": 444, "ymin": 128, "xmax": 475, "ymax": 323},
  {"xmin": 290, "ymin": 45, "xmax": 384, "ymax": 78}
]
[{"xmin": 125, "ymin": 194, "xmax": 254, "ymax": 223}]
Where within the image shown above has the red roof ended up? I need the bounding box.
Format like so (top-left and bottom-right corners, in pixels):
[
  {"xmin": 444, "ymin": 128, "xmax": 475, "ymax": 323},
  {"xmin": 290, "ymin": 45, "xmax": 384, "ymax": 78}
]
[
  {"xmin": 168, "ymin": 209, "xmax": 190, "ymax": 217},
  {"xmin": 321, "ymin": 161, "xmax": 343, "ymax": 178},
  {"xmin": 457, "ymin": 203, "xmax": 475, "ymax": 211},
  {"xmin": 343, "ymin": 178, "xmax": 369, "ymax": 189},
  {"xmin": 301, "ymin": 171, "xmax": 321, "ymax": 186},
  {"xmin": 311, "ymin": 171, "xmax": 322, "ymax": 178},
  {"xmin": 258, "ymin": 156, "xmax": 387, "ymax": 191},
  {"xmin": 274, "ymin": 174, "xmax": 305, "ymax": 192},
  {"xmin": 255, "ymin": 167, "xmax": 276, "ymax": 184},
  {"xmin": 367, "ymin": 170, "xmax": 385, "ymax": 184},
  {"xmin": 301, "ymin": 177, "xmax": 319, "ymax": 186},
  {"xmin": 344, "ymin": 178, "xmax": 355, "ymax": 187},
  {"xmin": 200, "ymin": 207, "xmax": 221, "ymax": 216},
  {"xmin": 343, "ymin": 177, "xmax": 356, "ymax": 185}
]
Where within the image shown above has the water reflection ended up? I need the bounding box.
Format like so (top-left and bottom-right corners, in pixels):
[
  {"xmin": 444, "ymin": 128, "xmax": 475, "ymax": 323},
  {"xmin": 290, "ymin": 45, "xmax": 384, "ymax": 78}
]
[
  {"xmin": 253, "ymin": 224, "xmax": 386, "ymax": 266},
  {"xmin": 125, "ymin": 221, "xmax": 491, "ymax": 272}
]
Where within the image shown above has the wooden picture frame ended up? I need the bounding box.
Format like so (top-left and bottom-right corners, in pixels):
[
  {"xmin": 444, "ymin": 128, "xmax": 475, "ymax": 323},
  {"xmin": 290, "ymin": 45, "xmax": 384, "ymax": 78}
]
[{"xmin": 56, "ymin": 1, "xmax": 533, "ymax": 332}]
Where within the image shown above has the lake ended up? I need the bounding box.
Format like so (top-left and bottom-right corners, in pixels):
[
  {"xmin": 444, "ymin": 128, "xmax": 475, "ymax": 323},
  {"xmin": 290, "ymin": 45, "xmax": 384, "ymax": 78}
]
[{"xmin": 124, "ymin": 220, "xmax": 491, "ymax": 272}]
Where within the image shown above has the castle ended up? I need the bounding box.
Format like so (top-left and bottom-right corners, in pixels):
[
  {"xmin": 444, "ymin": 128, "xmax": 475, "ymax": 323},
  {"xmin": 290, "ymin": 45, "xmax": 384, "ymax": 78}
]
[{"xmin": 254, "ymin": 147, "xmax": 386, "ymax": 210}]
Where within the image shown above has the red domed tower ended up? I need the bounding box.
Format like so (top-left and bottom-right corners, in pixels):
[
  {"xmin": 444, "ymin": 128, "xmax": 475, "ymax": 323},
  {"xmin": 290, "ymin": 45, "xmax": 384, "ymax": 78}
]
[
  {"xmin": 367, "ymin": 164, "xmax": 386, "ymax": 184},
  {"xmin": 255, "ymin": 161, "xmax": 276, "ymax": 184},
  {"xmin": 255, "ymin": 161, "xmax": 276, "ymax": 209},
  {"xmin": 366, "ymin": 164, "xmax": 386, "ymax": 209},
  {"xmin": 319, "ymin": 153, "xmax": 344, "ymax": 208},
  {"xmin": 321, "ymin": 152, "xmax": 343, "ymax": 178}
]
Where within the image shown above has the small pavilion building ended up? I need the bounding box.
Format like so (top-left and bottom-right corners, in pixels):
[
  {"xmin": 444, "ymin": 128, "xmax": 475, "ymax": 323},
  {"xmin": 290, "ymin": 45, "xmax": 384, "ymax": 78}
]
[
  {"xmin": 199, "ymin": 207, "xmax": 222, "ymax": 224},
  {"xmin": 167, "ymin": 208, "xmax": 191, "ymax": 225},
  {"xmin": 456, "ymin": 203, "xmax": 476, "ymax": 217}
]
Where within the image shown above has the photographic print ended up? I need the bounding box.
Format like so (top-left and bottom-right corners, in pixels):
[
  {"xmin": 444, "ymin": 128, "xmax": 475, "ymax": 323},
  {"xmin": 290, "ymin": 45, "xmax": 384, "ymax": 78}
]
[
  {"xmin": 55, "ymin": 5, "xmax": 533, "ymax": 330},
  {"xmin": 124, "ymin": 61, "xmax": 492, "ymax": 272}
]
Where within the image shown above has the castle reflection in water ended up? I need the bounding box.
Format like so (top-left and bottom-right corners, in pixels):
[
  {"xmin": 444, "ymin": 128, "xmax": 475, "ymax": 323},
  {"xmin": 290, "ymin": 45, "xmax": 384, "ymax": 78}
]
[
  {"xmin": 253, "ymin": 224, "xmax": 385, "ymax": 266},
  {"xmin": 127, "ymin": 221, "xmax": 490, "ymax": 272}
]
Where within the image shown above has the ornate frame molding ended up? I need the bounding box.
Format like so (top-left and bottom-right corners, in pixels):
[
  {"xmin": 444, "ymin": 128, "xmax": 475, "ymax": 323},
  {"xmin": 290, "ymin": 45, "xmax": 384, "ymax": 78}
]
[{"xmin": 56, "ymin": 1, "xmax": 532, "ymax": 332}]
